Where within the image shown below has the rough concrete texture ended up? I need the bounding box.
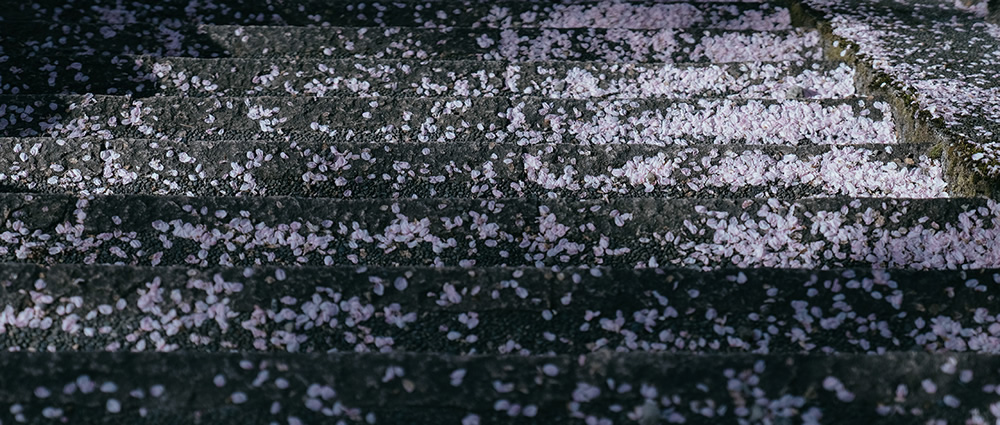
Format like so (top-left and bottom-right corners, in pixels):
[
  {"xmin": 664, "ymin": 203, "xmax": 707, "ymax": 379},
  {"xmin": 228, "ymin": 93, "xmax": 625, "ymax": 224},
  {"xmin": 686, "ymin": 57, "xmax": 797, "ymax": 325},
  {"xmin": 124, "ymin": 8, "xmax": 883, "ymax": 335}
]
[{"xmin": 785, "ymin": 0, "xmax": 1000, "ymax": 196}]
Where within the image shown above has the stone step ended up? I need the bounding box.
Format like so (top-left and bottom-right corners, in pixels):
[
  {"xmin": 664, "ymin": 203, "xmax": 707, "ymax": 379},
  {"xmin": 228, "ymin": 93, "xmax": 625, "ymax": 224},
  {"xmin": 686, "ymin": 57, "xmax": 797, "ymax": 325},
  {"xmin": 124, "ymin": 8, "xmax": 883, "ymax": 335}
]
[
  {"xmin": 5, "ymin": 1, "xmax": 792, "ymax": 30},
  {"xmin": 0, "ymin": 351, "xmax": 994, "ymax": 423},
  {"xmin": 203, "ymin": 25, "xmax": 823, "ymax": 62},
  {"xmin": 0, "ymin": 24, "xmax": 821, "ymax": 63},
  {"xmin": 0, "ymin": 95, "xmax": 894, "ymax": 145},
  {"xmin": 0, "ymin": 194, "xmax": 993, "ymax": 269},
  {"xmin": 2, "ymin": 263, "xmax": 1000, "ymax": 354},
  {"xmin": 0, "ymin": 22, "xmax": 226, "ymax": 59},
  {"xmin": 0, "ymin": 138, "xmax": 944, "ymax": 198},
  {"xmin": 1, "ymin": 56, "xmax": 856, "ymax": 100}
]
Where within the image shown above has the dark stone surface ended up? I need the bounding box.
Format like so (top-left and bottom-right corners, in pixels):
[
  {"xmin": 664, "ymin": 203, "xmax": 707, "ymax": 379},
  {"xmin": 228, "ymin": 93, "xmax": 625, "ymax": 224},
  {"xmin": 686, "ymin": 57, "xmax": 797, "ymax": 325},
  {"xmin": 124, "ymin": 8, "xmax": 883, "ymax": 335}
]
[
  {"xmin": 786, "ymin": 0, "xmax": 1000, "ymax": 196},
  {"xmin": 0, "ymin": 352, "xmax": 997, "ymax": 424},
  {"xmin": 2, "ymin": 263, "xmax": 1000, "ymax": 354},
  {"xmin": 4, "ymin": 1, "xmax": 786, "ymax": 28},
  {"xmin": 0, "ymin": 0, "xmax": 996, "ymax": 422},
  {"xmin": 0, "ymin": 22, "xmax": 226, "ymax": 59},
  {"xmin": 0, "ymin": 194, "xmax": 992, "ymax": 269},
  {"xmin": 203, "ymin": 26, "xmax": 821, "ymax": 62},
  {"xmin": 0, "ymin": 136, "xmax": 936, "ymax": 198},
  {"xmin": 0, "ymin": 57, "xmax": 847, "ymax": 98},
  {"xmin": 0, "ymin": 94, "xmax": 888, "ymax": 144}
]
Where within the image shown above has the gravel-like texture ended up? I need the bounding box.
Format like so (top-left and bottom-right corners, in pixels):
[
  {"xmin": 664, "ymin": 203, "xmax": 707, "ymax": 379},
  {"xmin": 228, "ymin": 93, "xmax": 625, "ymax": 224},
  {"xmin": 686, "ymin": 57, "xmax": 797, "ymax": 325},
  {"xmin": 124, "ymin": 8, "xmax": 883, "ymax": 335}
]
[{"xmin": 790, "ymin": 0, "xmax": 1000, "ymax": 195}]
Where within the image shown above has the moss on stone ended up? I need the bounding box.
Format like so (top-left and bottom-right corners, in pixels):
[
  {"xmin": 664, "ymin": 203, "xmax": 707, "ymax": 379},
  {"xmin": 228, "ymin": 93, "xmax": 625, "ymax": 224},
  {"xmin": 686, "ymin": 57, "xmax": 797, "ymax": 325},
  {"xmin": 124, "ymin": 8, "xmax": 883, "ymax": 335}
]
[{"xmin": 781, "ymin": 0, "xmax": 1000, "ymax": 197}]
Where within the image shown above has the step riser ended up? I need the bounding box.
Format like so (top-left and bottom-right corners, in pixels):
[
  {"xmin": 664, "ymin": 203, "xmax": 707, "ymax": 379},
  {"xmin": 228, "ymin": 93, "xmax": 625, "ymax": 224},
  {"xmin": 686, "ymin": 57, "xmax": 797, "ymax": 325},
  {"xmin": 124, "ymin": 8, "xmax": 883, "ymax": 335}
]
[
  {"xmin": 0, "ymin": 23, "xmax": 225, "ymax": 59},
  {"xmin": 2, "ymin": 264, "xmax": 1000, "ymax": 354},
  {"xmin": 0, "ymin": 25, "xmax": 822, "ymax": 62},
  {"xmin": 0, "ymin": 139, "xmax": 944, "ymax": 198},
  {"xmin": 0, "ymin": 352, "xmax": 993, "ymax": 424},
  {"xmin": 0, "ymin": 195, "xmax": 994, "ymax": 269},
  {"xmin": 207, "ymin": 26, "xmax": 823, "ymax": 62},
  {"xmin": 1, "ymin": 58, "xmax": 857, "ymax": 99},
  {"xmin": 8, "ymin": 2, "xmax": 793, "ymax": 30},
  {"xmin": 0, "ymin": 96, "xmax": 894, "ymax": 145}
]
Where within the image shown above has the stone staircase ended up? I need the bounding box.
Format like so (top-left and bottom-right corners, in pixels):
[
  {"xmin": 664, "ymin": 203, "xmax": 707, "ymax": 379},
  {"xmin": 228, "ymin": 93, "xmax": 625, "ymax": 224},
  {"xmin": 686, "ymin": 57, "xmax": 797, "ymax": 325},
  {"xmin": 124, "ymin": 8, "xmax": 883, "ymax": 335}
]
[{"xmin": 2, "ymin": 0, "xmax": 999, "ymax": 423}]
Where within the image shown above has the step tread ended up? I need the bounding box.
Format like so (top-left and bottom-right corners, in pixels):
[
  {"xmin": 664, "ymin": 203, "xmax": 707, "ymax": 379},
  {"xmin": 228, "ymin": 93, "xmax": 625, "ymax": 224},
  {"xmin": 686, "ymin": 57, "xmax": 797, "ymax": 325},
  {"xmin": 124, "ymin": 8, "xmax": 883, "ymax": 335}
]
[
  {"xmin": 201, "ymin": 25, "xmax": 822, "ymax": 62},
  {"xmin": 0, "ymin": 138, "xmax": 945, "ymax": 198},
  {"xmin": 0, "ymin": 351, "xmax": 992, "ymax": 423},
  {"xmin": 0, "ymin": 57, "xmax": 855, "ymax": 99},
  {"xmin": 0, "ymin": 95, "xmax": 895, "ymax": 145},
  {"xmin": 5, "ymin": 2, "xmax": 792, "ymax": 30},
  {"xmin": 1, "ymin": 263, "xmax": 1000, "ymax": 354},
  {"xmin": 0, "ymin": 22, "xmax": 225, "ymax": 59},
  {"xmin": 0, "ymin": 1, "xmax": 996, "ymax": 423},
  {"xmin": 0, "ymin": 194, "xmax": 993, "ymax": 269}
]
